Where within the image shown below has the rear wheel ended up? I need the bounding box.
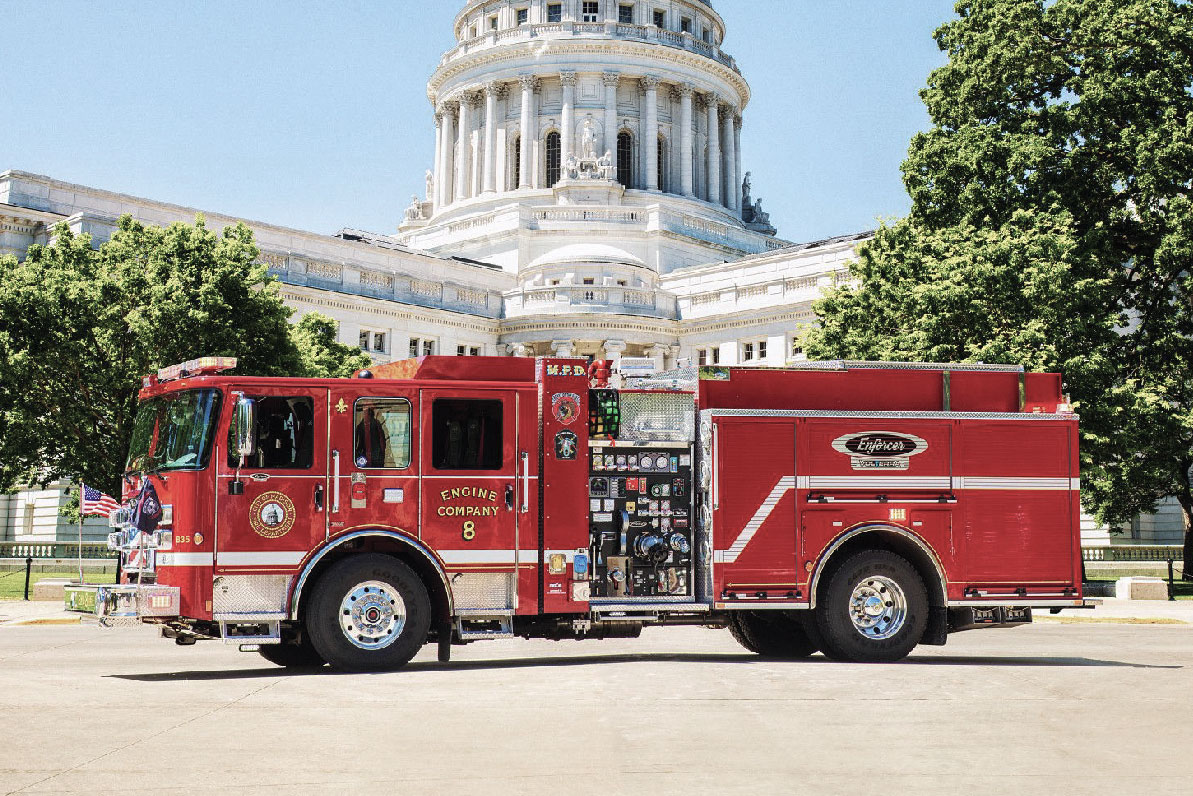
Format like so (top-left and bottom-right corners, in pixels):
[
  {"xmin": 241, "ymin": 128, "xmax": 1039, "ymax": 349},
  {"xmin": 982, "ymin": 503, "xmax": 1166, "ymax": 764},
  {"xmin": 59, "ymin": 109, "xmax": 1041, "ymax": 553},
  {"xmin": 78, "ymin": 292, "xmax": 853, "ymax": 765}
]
[
  {"xmin": 306, "ymin": 555, "xmax": 431, "ymax": 673},
  {"xmin": 728, "ymin": 611, "xmax": 819, "ymax": 659},
  {"xmin": 258, "ymin": 635, "xmax": 325, "ymax": 669},
  {"xmin": 815, "ymin": 550, "xmax": 928, "ymax": 663}
]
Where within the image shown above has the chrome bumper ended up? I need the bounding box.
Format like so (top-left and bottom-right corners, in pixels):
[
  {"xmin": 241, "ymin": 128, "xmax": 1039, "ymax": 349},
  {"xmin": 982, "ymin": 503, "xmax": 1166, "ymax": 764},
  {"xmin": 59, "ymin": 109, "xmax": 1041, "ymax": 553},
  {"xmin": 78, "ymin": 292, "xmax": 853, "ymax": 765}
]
[{"xmin": 64, "ymin": 584, "xmax": 181, "ymax": 627}]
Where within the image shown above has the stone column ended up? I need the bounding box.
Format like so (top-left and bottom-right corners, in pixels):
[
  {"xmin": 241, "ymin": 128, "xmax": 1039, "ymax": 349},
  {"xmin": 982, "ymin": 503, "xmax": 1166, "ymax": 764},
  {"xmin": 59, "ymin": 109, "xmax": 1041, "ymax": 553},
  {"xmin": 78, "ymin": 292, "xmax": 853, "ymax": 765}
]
[
  {"xmin": 455, "ymin": 94, "xmax": 474, "ymax": 202},
  {"xmin": 706, "ymin": 93, "xmax": 721, "ymax": 205},
  {"xmin": 560, "ymin": 71, "xmax": 578, "ymax": 167},
  {"xmin": 432, "ymin": 110, "xmax": 444, "ymax": 210},
  {"xmin": 505, "ymin": 343, "xmax": 529, "ymax": 357},
  {"xmin": 602, "ymin": 339, "xmax": 627, "ymax": 368},
  {"xmin": 552, "ymin": 339, "xmax": 576, "ymax": 357},
  {"xmin": 518, "ymin": 75, "xmax": 538, "ymax": 189},
  {"xmin": 642, "ymin": 76, "xmax": 660, "ymax": 191},
  {"xmin": 646, "ymin": 344, "xmax": 668, "ymax": 373},
  {"xmin": 678, "ymin": 83, "xmax": 694, "ymax": 197},
  {"xmin": 721, "ymin": 104, "xmax": 737, "ymax": 210},
  {"xmin": 483, "ymin": 82, "xmax": 500, "ymax": 194},
  {"xmin": 734, "ymin": 114, "xmax": 743, "ymax": 216},
  {"xmin": 602, "ymin": 71, "xmax": 620, "ymax": 157},
  {"xmin": 440, "ymin": 101, "xmax": 457, "ymax": 207}
]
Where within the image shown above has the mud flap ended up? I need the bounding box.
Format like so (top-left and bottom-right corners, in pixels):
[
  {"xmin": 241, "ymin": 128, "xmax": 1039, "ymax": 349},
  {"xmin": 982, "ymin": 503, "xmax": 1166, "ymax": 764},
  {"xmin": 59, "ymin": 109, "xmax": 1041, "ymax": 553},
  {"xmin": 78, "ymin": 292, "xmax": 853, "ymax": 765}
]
[{"xmin": 921, "ymin": 605, "xmax": 949, "ymax": 646}]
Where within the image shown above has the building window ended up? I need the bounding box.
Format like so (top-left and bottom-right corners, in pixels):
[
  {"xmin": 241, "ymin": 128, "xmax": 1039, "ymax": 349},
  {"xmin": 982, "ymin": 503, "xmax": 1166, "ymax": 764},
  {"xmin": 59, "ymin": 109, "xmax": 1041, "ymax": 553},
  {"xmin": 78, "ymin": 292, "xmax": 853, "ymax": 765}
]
[
  {"xmin": 619, "ymin": 4, "xmax": 634, "ymax": 23},
  {"xmin": 582, "ymin": 1, "xmax": 599, "ymax": 22},
  {"xmin": 698, "ymin": 349, "xmax": 708, "ymax": 367},
  {"xmin": 617, "ymin": 131, "xmax": 634, "ymax": 187},
  {"xmin": 617, "ymin": 279, "xmax": 627, "ymax": 286},
  {"xmin": 758, "ymin": 340, "xmax": 767, "ymax": 360},
  {"xmin": 790, "ymin": 339, "xmax": 804, "ymax": 359},
  {"xmin": 546, "ymin": 131, "xmax": 562, "ymax": 187},
  {"xmin": 513, "ymin": 136, "xmax": 522, "ymax": 188},
  {"xmin": 702, "ymin": 28, "xmax": 711, "ymax": 43},
  {"xmin": 516, "ymin": 8, "xmax": 529, "ymax": 25},
  {"xmin": 409, "ymin": 337, "xmax": 437, "ymax": 358},
  {"xmin": 471, "ymin": 346, "xmax": 482, "ymax": 356},
  {"xmin": 743, "ymin": 342, "xmax": 754, "ymax": 361},
  {"xmin": 489, "ymin": 15, "xmax": 498, "ymax": 30},
  {"xmin": 469, "ymin": 25, "xmax": 477, "ymax": 38},
  {"xmin": 359, "ymin": 330, "xmax": 386, "ymax": 353},
  {"xmin": 354, "ymin": 399, "xmax": 412, "ymax": 470},
  {"xmin": 455, "ymin": 345, "xmax": 484, "ymax": 357},
  {"xmin": 653, "ymin": 9, "xmax": 665, "ymax": 28},
  {"xmin": 547, "ymin": 3, "xmax": 562, "ymax": 23},
  {"xmin": 22, "ymin": 502, "xmax": 34, "ymax": 535},
  {"xmin": 657, "ymin": 137, "xmax": 667, "ymax": 192},
  {"xmin": 583, "ymin": 278, "xmax": 595, "ymax": 285},
  {"xmin": 680, "ymin": 16, "xmax": 691, "ymax": 33},
  {"xmin": 432, "ymin": 399, "xmax": 504, "ymax": 470}
]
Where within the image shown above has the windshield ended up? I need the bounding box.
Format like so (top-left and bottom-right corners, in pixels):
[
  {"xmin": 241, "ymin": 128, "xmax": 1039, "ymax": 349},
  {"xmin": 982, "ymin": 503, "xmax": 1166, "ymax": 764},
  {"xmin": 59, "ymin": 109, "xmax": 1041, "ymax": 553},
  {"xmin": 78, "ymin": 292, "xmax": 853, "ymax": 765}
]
[{"xmin": 126, "ymin": 389, "xmax": 223, "ymax": 473}]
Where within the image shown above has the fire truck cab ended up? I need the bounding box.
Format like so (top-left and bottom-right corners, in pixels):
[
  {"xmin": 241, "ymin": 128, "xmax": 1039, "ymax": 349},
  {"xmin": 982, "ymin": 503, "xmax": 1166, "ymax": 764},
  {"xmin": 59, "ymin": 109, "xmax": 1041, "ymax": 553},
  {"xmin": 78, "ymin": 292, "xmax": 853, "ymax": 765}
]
[{"xmin": 67, "ymin": 356, "xmax": 1089, "ymax": 670}]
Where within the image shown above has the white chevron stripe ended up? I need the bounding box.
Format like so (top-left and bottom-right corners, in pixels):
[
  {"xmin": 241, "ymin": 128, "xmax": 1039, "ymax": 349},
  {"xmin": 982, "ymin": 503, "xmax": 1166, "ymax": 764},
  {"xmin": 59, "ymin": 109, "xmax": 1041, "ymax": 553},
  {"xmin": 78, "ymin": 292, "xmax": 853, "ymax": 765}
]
[{"xmin": 720, "ymin": 477, "xmax": 796, "ymax": 564}]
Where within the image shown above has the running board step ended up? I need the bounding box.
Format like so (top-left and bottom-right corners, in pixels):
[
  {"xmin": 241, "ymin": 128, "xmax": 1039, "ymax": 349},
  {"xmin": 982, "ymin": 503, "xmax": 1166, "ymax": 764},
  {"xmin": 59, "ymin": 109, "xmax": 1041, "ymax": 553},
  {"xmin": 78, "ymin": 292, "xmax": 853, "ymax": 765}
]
[{"xmin": 456, "ymin": 612, "xmax": 514, "ymax": 641}]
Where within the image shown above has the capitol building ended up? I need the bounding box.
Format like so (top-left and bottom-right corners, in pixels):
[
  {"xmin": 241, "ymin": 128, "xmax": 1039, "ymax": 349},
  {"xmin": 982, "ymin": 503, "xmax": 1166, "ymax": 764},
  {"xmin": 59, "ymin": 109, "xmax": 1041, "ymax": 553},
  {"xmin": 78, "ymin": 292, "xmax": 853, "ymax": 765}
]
[{"xmin": 0, "ymin": 0, "xmax": 1182, "ymax": 545}]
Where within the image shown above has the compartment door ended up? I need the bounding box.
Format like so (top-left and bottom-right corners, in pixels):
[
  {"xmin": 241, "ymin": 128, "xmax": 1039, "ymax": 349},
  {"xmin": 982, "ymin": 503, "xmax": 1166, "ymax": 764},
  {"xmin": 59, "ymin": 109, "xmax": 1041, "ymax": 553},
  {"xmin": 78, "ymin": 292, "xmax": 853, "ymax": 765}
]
[{"xmin": 711, "ymin": 418, "xmax": 800, "ymax": 600}]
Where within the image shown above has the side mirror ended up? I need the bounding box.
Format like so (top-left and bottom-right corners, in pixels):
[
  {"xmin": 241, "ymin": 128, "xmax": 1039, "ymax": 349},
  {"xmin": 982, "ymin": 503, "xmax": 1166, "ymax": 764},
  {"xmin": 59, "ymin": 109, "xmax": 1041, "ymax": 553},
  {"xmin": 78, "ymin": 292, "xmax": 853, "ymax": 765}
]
[{"xmin": 234, "ymin": 396, "xmax": 257, "ymax": 461}]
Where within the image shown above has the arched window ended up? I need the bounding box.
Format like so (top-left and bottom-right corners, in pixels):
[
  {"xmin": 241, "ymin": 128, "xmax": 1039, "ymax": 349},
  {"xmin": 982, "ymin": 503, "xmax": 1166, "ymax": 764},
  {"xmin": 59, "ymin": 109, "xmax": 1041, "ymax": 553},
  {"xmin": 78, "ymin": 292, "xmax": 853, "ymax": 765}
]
[
  {"xmin": 513, "ymin": 136, "xmax": 522, "ymax": 189},
  {"xmin": 546, "ymin": 131, "xmax": 561, "ymax": 187},
  {"xmin": 617, "ymin": 131, "xmax": 634, "ymax": 188},
  {"xmin": 657, "ymin": 137, "xmax": 667, "ymax": 193}
]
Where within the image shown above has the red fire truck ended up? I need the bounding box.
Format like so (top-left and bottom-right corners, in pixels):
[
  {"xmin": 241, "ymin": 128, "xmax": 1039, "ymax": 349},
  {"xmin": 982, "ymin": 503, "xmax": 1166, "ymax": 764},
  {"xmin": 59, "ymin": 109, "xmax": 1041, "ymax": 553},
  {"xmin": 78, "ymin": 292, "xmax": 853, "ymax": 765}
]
[{"xmin": 66, "ymin": 355, "xmax": 1091, "ymax": 670}]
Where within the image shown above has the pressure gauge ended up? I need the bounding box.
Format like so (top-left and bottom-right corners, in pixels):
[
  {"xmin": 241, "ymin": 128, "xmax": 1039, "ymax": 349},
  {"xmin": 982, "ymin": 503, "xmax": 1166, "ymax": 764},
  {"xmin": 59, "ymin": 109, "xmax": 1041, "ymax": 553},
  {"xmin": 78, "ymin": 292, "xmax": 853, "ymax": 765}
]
[{"xmin": 655, "ymin": 454, "xmax": 669, "ymax": 470}]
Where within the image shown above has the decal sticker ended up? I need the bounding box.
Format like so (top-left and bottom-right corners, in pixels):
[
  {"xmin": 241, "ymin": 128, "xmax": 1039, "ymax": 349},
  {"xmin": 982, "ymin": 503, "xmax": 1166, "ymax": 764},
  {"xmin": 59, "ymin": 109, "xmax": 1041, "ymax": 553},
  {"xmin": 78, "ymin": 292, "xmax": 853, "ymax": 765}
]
[
  {"xmin": 335, "ymin": 398, "xmax": 348, "ymax": 414},
  {"xmin": 831, "ymin": 431, "xmax": 929, "ymax": 471},
  {"xmin": 552, "ymin": 392, "xmax": 581, "ymax": 425},
  {"xmin": 249, "ymin": 491, "xmax": 297, "ymax": 539},
  {"xmin": 193, "ymin": 532, "xmax": 204, "ymax": 546},
  {"xmin": 554, "ymin": 430, "xmax": 579, "ymax": 460}
]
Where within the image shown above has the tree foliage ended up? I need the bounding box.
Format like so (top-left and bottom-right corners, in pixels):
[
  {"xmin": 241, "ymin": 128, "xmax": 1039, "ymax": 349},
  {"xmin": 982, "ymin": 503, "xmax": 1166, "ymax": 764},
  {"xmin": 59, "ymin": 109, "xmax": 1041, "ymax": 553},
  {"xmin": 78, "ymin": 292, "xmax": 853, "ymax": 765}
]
[
  {"xmin": 0, "ymin": 216, "xmax": 370, "ymax": 498},
  {"xmin": 806, "ymin": 0, "xmax": 1193, "ymax": 561}
]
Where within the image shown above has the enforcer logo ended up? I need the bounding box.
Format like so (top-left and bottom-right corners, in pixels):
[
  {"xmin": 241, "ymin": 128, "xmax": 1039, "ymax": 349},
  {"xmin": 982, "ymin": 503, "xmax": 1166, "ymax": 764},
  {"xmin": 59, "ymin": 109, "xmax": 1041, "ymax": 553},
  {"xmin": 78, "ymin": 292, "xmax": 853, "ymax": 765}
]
[{"xmin": 831, "ymin": 431, "xmax": 928, "ymax": 471}]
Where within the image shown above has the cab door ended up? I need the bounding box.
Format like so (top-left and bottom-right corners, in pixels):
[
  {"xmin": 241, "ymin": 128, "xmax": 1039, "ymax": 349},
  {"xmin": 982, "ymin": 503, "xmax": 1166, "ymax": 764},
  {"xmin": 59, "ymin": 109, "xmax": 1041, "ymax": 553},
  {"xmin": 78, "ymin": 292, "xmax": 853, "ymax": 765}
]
[
  {"xmin": 327, "ymin": 387, "xmax": 419, "ymax": 540},
  {"xmin": 419, "ymin": 389, "xmax": 523, "ymax": 582},
  {"xmin": 215, "ymin": 387, "xmax": 329, "ymax": 573}
]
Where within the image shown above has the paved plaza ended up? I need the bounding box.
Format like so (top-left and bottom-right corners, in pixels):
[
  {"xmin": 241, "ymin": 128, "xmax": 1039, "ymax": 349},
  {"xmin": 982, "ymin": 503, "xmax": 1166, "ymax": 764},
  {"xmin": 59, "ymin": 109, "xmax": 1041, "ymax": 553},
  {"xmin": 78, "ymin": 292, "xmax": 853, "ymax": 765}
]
[{"xmin": 1, "ymin": 611, "xmax": 1191, "ymax": 795}]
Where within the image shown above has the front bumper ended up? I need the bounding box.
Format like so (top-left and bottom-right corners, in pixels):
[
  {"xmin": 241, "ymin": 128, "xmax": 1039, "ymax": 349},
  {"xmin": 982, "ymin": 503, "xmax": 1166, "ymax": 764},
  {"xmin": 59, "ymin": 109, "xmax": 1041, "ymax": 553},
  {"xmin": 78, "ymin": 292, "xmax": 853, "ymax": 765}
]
[{"xmin": 64, "ymin": 584, "xmax": 180, "ymax": 627}]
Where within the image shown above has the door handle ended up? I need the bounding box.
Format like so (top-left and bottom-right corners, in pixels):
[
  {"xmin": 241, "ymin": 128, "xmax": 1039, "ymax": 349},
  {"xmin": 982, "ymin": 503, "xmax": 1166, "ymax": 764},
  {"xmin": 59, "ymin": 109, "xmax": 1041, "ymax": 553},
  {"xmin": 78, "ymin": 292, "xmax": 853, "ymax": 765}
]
[
  {"xmin": 332, "ymin": 451, "xmax": 341, "ymax": 513},
  {"xmin": 314, "ymin": 483, "xmax": 324, "ymax": 512},
  {"xmin": 505, "ymin": 483, "xmax": 515, "ymax": 510},
  {"xmin": 520, "ymin": 451, "xmax": 530, "ymax": 513}
]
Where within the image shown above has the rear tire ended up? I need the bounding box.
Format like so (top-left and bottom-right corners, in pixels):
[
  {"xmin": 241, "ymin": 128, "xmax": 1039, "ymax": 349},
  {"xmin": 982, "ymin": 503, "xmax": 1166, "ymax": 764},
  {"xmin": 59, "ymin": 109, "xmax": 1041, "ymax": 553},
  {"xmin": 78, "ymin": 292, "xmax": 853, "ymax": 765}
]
[
  {"xmin": 815, "ymin": 550, "xmax": 928, "ymax": 663},
  {"xmin": 306, "ymin": 554, "xmax": 431, "ymax": 673},
  {"xmin": 728, "ymin": 611, "xmax": 819, "ymax": 659},
  {"xmin": 258, "ymin": 635, "xmax": 325, "ymax": 669}
]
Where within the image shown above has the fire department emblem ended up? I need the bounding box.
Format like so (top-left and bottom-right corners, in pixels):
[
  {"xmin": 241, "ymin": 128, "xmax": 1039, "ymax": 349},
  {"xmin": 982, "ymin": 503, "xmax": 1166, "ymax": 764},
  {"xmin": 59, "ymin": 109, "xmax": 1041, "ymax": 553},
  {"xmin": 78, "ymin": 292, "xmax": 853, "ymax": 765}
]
[
  {"xmin": 831, "ymin": 431, "xmax": 928, "ymax": 471},
  {"xmin": 554, "ymin": 430, "xmax": 579, "ymax": 460},
  {"xmin": 552, "ymin": 392, "xmax": 581, "ymax": 425},
  {"xmin": 249, "ymin": 491, "xmax": 296, "ymax": 539}
]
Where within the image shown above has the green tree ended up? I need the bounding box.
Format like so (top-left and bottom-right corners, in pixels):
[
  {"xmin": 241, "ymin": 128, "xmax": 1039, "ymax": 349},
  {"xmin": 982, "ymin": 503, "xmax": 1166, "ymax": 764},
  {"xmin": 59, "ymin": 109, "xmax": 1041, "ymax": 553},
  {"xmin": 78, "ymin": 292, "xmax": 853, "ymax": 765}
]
[
  {"xmin": 806, "ymin": 0, "xmax": 1193, "ymax": 567},
  {"xmin": 0, "ymin": 215, "xmax": 370, "ymax": 499}
]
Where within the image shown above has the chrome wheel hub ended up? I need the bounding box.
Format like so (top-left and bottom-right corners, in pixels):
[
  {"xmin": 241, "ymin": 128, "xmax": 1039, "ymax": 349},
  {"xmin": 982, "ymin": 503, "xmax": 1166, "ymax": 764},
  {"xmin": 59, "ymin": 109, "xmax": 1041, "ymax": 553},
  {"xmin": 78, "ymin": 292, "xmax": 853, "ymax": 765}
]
[
  {"xmin": 848, "ymin": 576, "xmax": 907, "ymax": 641},
  {"xmin": 340, "ymin": 581, "xmax": 406, "ymax": 650}
]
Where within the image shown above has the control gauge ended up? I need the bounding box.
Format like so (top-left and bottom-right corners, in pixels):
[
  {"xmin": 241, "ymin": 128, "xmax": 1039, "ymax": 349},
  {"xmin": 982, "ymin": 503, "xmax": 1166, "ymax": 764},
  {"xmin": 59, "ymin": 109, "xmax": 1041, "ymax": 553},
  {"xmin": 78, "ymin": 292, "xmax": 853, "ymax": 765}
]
[{"xmin": 655, "ymin": 454, "xmax": 669, "ymax": 470}]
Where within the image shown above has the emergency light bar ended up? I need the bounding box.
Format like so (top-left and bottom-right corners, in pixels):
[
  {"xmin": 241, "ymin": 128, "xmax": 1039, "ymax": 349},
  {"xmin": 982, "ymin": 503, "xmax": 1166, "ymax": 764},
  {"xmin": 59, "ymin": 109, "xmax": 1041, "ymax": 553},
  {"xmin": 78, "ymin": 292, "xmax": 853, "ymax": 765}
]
[{"xmin": 151, "ymin": 357, "xmax": 238, "ymax": 384}]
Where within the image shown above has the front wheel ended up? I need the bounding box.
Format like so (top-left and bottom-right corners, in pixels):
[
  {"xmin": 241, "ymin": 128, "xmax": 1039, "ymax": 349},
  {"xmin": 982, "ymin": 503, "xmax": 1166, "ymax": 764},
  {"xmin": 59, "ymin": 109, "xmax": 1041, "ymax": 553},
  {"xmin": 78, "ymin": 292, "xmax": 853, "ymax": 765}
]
[
  {"xmin": 815, "ymin": 550, "xmax": 928, "ymax": 663},
  {"xmin": 306, "ymin": 554, "xmax": 431, "ymax": 673}
]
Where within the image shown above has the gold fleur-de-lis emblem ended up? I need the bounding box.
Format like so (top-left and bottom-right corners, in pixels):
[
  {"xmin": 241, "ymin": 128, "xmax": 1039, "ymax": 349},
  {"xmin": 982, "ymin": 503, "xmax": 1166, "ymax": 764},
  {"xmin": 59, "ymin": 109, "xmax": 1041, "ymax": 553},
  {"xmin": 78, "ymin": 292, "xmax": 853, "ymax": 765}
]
[{"xmin": 335, "ymin": 398, "xmax": 348, "ymax": 414}]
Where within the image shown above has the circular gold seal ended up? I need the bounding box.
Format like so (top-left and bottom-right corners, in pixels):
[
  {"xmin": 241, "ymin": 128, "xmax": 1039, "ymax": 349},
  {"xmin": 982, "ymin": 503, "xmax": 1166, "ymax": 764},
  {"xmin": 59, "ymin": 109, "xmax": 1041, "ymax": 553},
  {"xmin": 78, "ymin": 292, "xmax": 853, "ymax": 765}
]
[{"xmin": 249, "ymin": 491, "xmax": 296, "ymax": 539}]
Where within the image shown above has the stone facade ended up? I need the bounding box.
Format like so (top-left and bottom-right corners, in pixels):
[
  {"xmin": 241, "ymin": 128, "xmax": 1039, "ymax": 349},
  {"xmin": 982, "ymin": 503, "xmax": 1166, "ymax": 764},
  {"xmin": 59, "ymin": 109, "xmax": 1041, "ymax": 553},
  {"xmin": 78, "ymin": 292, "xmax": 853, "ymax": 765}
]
[{"xmin": 0, "ymin": 0, "xmax": 1183, "ymax": 545}]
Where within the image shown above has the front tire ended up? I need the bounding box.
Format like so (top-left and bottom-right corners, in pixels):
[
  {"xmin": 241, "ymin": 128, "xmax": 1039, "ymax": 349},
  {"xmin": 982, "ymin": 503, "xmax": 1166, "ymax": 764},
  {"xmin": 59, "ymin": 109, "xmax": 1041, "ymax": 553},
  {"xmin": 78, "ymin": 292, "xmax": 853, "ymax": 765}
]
[
  {"xmin": 306, "ymin": 555, "xmax": 431, "ymax": 673},
  {"xmin": 815, "ymin": 550, "xmax": 928, "ymax": 663},
  {"xmin": 728, "ymin": 611, "xmax": 819, "ymax": 659}
]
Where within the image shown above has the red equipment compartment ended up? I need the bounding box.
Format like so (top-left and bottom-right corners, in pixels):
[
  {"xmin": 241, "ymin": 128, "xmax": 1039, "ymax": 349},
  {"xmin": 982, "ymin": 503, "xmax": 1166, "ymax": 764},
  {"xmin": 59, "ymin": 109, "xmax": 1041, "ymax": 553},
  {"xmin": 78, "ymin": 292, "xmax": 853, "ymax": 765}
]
[{"xmin": 711, "ymin": 417, "xmax": 800, "ymax": 600}]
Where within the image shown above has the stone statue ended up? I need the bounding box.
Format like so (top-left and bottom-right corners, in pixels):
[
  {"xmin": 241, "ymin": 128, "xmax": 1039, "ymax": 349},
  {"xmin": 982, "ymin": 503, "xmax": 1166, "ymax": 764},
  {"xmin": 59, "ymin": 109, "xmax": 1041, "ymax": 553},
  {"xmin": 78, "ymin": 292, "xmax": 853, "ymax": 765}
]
[
  {"xmin": 425, "ymin": 169, "xmax": 434, "ymax": 201},
  {"xmin": 597, "ymin": 150, "xmax": 615, "ymax": 180},
  {"xmin": 404, "ymin": 195, "xmax": 425, "ymax": 222},
  {"xmin": 752, "ymin": 198, "xmax": 769, "ymax": 225},
  {"xmin": 581, "ymin": 117, "xmax": 598, "ymax": 161},
  {"xmin": 564, "ymin": 154, "xmax": 580, "ymax": 180},
  {"xmin": 742, "ymin": 171, "xmax": 753, "ymax": 207}
]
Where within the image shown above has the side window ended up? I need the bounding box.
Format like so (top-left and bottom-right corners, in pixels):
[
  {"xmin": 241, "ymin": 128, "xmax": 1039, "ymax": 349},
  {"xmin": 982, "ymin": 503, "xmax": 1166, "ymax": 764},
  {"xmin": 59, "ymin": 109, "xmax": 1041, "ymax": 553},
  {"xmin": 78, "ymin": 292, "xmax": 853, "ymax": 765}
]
[
  {"xmin": 432, "ymin": 399, "xmax": 503, "ymax": 470},
  {"xmin": 354, "ymin": 398, "xmax": 412, "ymax": 469},
  {"xmin": 229, "ymin": 396, "xmax": 315, "ymax": 469}
]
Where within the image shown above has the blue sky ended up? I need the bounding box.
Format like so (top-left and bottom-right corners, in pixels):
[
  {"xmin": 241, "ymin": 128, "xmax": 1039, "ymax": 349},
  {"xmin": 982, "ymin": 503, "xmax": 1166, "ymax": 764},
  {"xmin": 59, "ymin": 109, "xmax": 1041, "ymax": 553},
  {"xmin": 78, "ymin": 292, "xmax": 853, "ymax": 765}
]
[{"xmin": 0, "ymin": 1, "xmax": 957, "ymax": 244}]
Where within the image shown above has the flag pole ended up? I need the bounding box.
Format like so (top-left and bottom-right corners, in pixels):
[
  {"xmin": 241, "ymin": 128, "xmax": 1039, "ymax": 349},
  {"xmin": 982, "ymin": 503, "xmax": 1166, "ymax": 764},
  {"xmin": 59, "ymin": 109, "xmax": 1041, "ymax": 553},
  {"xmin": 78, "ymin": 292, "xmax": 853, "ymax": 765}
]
[{"xmin": 77, "ymin": 483, "xmax": 84, "ymax": 584}]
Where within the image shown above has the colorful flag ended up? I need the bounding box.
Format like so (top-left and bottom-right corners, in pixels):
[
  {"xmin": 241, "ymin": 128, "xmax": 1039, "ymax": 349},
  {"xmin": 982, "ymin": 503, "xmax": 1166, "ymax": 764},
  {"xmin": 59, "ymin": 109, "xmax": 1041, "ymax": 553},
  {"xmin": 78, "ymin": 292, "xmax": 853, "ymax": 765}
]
[{"xmin": 81, "ymin": 484, "xmax": 121, "ymax": 517}]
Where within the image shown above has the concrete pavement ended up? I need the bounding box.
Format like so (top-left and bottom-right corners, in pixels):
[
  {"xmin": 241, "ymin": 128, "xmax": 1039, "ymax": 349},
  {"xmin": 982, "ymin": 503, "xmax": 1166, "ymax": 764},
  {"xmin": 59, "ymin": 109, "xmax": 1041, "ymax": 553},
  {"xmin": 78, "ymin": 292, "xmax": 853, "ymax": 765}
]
[{"xmin": 1, "ymin": 612, "xmax": 1191, "ymax": 794}]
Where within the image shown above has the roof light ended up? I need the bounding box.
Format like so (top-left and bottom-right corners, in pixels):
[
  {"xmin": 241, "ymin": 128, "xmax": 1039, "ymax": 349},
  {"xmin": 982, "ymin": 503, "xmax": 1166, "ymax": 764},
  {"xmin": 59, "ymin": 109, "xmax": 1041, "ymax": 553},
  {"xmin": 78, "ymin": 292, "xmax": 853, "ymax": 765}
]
[{"xmin": 155, "ymin": 357, "xmax": 238, "ymax": 383}]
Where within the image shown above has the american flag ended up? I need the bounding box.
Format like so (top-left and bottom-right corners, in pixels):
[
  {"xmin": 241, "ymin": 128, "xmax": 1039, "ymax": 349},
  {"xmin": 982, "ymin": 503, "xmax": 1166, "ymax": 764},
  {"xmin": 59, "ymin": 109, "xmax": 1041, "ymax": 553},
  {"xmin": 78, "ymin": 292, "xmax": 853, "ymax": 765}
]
[{"xmin": 81, "ymin": 483, "xmax": 121, "ymax": 517}]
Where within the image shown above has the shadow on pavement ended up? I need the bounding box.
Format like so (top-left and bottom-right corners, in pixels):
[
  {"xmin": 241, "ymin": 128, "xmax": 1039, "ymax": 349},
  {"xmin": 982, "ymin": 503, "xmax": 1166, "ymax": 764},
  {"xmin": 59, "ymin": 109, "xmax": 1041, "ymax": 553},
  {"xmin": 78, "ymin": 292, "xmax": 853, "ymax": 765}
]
[{"xmin": 106, "ymin": 650, "xmax": 1180, "ymax": 681}]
